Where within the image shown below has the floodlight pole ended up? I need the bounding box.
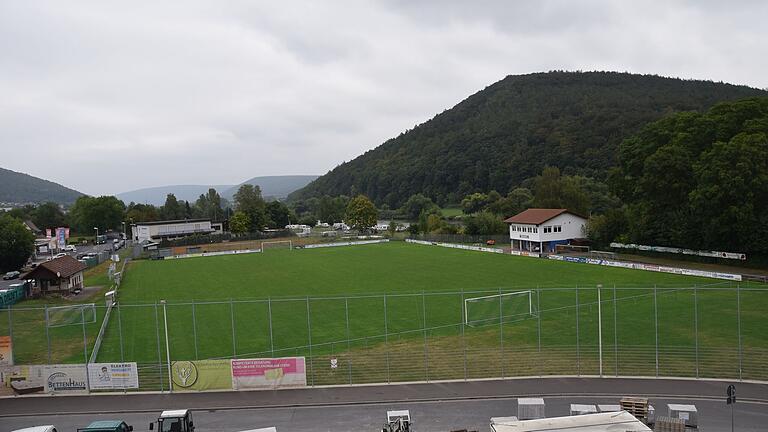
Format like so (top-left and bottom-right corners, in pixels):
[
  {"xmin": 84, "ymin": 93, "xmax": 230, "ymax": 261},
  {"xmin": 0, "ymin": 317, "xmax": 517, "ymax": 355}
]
[
  {"xmin": 597, "ymin": 284, "xmax": 603, "ymax": 377},
  {"xmin": 161, "ymin": 299, "xmax": 172, "ymax": 393}
]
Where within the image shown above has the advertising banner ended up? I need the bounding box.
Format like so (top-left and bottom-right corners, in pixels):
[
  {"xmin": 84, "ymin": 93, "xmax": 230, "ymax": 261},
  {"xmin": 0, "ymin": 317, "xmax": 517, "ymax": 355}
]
[
  {"xmin": 171, "ymin": 359, "xmax": 231, "ymax": 391},
  {"xmin": 231, "ymin": 357, "xmax": 306, "ymax": 390},
  {"xmin": 55, "ymin": 227, "xmax": 66, "ymax": 249},
  {"xmin": 87, "ymin": 362, "xmax": 139, "ymax": 390},
  {"xmin": 46, "ymin": 228, "xmax": 51, "ymax": 239},
  {"xmin": 42, "ymin": 364, "xmax": 88, "ymax": 394},
  {"xmin": 0, "ymin": 336, "xmax": 12, "ymax": 366}
]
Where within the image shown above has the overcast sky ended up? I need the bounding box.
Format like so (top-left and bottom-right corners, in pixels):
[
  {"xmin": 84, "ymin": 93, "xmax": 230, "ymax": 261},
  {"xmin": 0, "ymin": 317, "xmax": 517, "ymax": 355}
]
[{"xmin": 1, "ymin": 1, "xmax": 766, "ymax": 196}]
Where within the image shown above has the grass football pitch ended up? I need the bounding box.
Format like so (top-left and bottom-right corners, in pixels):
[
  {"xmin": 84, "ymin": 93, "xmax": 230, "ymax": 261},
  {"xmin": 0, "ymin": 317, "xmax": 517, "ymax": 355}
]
[{"xmin": 82, "ymin": 242, "xmax": 768, "ymax": 384}]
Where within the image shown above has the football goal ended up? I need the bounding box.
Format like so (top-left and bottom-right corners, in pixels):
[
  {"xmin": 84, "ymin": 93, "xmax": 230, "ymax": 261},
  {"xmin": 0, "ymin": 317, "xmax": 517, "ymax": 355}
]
[
  {"xmin": 46, "ymin": 303, "xmax": 97, "ymax": 327},
  {"xmin": 260, "ymin": 240, "xmax": 293, "ymax": 251},
  {"xmin": 464, "ymin": 291, "xmax": 536, "ymax": 327},
  {"xmin": 555, "ymin": 244, "xmax": 590, "ymax": 255}
]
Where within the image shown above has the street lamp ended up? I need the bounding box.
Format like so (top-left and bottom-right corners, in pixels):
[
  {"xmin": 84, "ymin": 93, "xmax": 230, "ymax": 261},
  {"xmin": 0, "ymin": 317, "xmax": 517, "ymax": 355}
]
[
  {"xmin": 94, "ymin": 227, "xmax": 99, "ymax": 245},
  {"xmin": 121, "ymin": 222, "xmax": 126, "ymax": 241}
]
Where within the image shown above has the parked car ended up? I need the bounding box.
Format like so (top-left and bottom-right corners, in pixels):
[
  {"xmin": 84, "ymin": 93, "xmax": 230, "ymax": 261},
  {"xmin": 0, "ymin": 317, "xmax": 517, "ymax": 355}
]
[
  {"xmin": 77, "ymin": 420, "xmax": 133, "ymax": 432},
  {"xmin": 486, "ymin": 239, "xmax": 496, "ymax": 245},
  {"xmin": 64, "ymin": 245, "xmax": 77, "ymax": 252},
  {"xmin": 11, "ymin": 426, "xmax": 58, "ymax": 432},
  {"xmin": 53, "ymin": 253, "xmax": 68, "ymax": 259},
  {"xmin": 3, "ymin": 271, "xmax": 20, "ymax": 280}
]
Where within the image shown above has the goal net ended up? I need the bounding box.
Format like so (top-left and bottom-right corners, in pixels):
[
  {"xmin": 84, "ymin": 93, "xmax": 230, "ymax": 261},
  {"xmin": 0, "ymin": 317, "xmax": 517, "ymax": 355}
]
[
  {"xmin": 555, "ymin": 244, "xmax": 590, "ymax": 255},
  {"xmin": 46, "ymin": 303, "xmax": 97, "ymax": 327},
  {"xmin": 464, "ymin": 291, "xmax": 535, "ymax": 327},
  {"xmin": 261, "ymin": 240, "xmax": 293, "ymax": 251}
]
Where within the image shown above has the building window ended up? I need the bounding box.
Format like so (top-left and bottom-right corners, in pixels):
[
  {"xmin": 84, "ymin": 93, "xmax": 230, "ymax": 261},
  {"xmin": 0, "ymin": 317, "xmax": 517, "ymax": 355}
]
[
  {"xmin": 554, "ymin": 225, "xmax": 562, "ymax": 233},
  {"xmin": 533, "ymin": 227, "xmax": 538, "ymax": 233}
]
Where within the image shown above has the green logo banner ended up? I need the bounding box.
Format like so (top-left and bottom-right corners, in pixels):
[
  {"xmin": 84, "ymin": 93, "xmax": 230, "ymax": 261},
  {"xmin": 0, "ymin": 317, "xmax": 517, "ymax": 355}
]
[{"xmin": 171, "ymin": 359, "xmax": 231, "ymax": 391}]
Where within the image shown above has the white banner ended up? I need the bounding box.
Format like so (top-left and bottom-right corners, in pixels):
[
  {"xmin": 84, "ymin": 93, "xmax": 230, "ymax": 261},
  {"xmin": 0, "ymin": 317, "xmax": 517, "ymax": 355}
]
[
  {"xmin": 231, "ymin": 357, "xmax": 306, "ymax": 390},
  {"xmin": 88, "ymin": 362, "xmax": 139, "ymax": 390},
  {"xmin": 549, "ymin": 255, "xmax": 742, "ymax": 281},
  {"xmin": 405, "ymin": 239, "xmax": 504, "ymax": 254},
  {"xmin": 610, "ymin": 242, "xmax": 746, "ymax": 260},
  {"xmin": 41, "ymin": 364, "xmax": 88, "ymax": 393},
  {"xmin": 304, "ymin": 239, "xmax": 389, "ymax": 249}
]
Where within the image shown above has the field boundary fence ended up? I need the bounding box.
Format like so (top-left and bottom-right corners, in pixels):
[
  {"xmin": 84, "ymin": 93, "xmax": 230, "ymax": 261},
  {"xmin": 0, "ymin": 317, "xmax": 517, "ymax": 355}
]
[{"xmin": 2, "ymin": 284, "xmax": 766, "ymax": 395}]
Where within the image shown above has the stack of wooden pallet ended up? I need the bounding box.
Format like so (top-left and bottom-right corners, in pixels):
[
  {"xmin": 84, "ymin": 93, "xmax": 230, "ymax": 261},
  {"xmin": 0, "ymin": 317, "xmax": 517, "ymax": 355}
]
[
  {"xmin": 654, "ymin": 416, "xmax": 685, "ymax": 432},
  {"xmin": 620, "ymin": 396, "xmax": 649, "ymax": 420}
]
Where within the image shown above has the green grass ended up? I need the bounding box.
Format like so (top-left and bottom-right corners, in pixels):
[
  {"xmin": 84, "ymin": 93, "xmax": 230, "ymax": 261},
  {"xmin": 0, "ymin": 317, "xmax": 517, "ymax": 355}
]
[
  {"xmin": 440, "ymin": 206, "xmax": 464, "ymax": 218},
  {"xmin": 5, "ymin": 241, "xmax": 766, "ymax": 385}
]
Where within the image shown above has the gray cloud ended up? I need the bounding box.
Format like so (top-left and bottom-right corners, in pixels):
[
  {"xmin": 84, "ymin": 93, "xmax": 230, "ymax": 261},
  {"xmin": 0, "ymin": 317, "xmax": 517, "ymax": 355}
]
[{"xmin": 0, "ymin": 0, "xmax": 765, "ymax": 196}]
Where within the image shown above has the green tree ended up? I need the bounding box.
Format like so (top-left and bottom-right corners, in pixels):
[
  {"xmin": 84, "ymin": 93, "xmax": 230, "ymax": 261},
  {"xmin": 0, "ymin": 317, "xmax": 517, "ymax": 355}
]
[
  {"xmin": 233, "ymin": 184, "xmax": 268, "ymax": 231},
  {"xmin": 533, "ymin": 166, "xmax": 589, "ymax": 214},
  {"xmin": 318, "ymin": 195, "xmax": 348, "ymax": 223},
  {"xmin": 31, "ymin": 202, "xmax": 66, "ymax": 231},
  {"xmin": 464, "ymin": 211, "xmax": 507, "ymax": 236},
  {"xmin": 461, "ymin": 193, "xmax": 489, "ymax": 214},
  {"xmin": 229, "ymin": 211, "xmax": 250, "ymax": 235},
  {"xmin": 195, "ymin": 188, "xmax": 224, "ymax": 220},
  {"xmin": 401, "ymin": 194, "xmax": 438, "ymax": 220},
  {"xmin": 266, "ymin": 200, "xmax": 293, "ymax": 229},
  {"xmin": 69, "ymin": 196, "xmax": 126, "ymax": 232},
  {"xmin": 0, "ymin": 214, "xmax": 35, "ymax": 271},
  {"xmin": 160, "ymin": 194, "xmax": 184, "ymax": 220},
  {"xmin": 487, "ymin": 187, "xmax": 533, "ymax": 217},
  {"xmin": 345, "ymin": 195, "xmax": 378, "ymax": 232},
  {"xmin": 126, "ymin": 202, "xmax": 159, "ymax": 223}
]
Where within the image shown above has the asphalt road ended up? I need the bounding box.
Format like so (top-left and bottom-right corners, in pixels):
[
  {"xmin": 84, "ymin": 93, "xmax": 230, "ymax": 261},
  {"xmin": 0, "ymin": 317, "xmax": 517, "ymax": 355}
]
[{"xmin": 1, "ymin": 377, "xmax": 766, "ymax": 431}]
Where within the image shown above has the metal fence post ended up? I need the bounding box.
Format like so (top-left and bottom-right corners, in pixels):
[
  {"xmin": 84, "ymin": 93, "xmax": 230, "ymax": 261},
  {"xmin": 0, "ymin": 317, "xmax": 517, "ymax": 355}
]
[
  {"xmin": 383, "ymin": 293, "xmax": 390, "ymax": 384},
  {"xmin": 654, "ymin": 284, "xmax": 659, "ymax": 377},
  {"xmin": 154, "ymin": 302, "xmax": 164, "ymax": 392},
  {"xmin": 536, "ymin": 288, "xmax": 541, "ymax": 377},
  {"xmin": 82, "ymin": 308, "xmax": 91, "ymax": 393},
  {"xmin": 191, "ymin": 300, "xmax": 198, "ymax": 360},
  {"xmin": 461, "ymin": 288, "xmax": 467, "ymax": 381},
  {"xmin": 44, "ymin": 305, "xmax": 51, "ymax": 364},
  {"xmin": 117, "ymin": 302, "xmax": 124, "ymax": 362},
  {"xmin": 7, "ymin": 307, "xmax": 13, "ymax": 365},
  {"xmin": 422, "ymin": 291, "xmax": 428, "ymax": 381},
  {"xmin": 737, "ymin": 284, "xmax": 742, "ymax": 381},
  {"xmin": 230, "ymin": 298, "xmax": 237, "ymax": 358},
  {"xmin": 613, "ymin": 284, "xmax": 618, "ymax": 377},
  {"xmin": 345, "ymin": 296, "xmax": 352, "ymax": 385},
  {"xmin": 694, "ymin": 285, "xmax": 699, "ymax": 378},
  {"xmin": 575, "ymin": 287, "xmax": 580, "ymax": 376},
  {"xmin": 498, "ymin": 287, "xmax": 504, "ymax": 378},
  {"xmin": 268, "ymin": 297, "xmax": 274, "ymax": 357},
  {"xmin": 306, "ymin": 297, "xmax": 314, "ymax": 386},
  {"xmin": 81, "ymin": 308, "xmax": 89, "ymax": 365}
]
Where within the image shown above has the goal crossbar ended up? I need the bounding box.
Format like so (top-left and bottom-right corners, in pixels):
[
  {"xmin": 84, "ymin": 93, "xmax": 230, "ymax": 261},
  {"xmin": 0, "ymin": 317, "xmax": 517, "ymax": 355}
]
[{"xmin": 464, "ymin": 290, "xmax": 534, "ymax": 327}]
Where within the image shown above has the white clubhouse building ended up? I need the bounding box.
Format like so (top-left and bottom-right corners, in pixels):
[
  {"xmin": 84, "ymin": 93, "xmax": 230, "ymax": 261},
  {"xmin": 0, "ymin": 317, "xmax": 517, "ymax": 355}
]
[{"xmin": 504, "ymin": 208, "xmax": 587, "ymax": 253}]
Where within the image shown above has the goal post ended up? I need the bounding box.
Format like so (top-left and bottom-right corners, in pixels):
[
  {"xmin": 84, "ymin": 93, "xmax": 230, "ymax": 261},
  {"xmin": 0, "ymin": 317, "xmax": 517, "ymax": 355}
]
[
  {"xmin": 46, "ymin": 303, "xmax": 97, "ymax": 327},
  {"xmin": 260, "ymin": 240, "xmax": 293, "ymax": 251},
  {"xmin": 464, "ymin": 291, "xmax": 535, "ymax": 327}
]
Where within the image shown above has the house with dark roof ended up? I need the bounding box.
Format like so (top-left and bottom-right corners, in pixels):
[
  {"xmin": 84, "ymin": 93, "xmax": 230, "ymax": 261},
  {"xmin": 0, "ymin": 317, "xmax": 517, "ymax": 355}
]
[
  {"xmin": 22, "ymin": 255, "xmax": 87, "ymax": 296},
  {"xmin": 504, "ymin": 208, "xmax": 587, "ymax": 253}
]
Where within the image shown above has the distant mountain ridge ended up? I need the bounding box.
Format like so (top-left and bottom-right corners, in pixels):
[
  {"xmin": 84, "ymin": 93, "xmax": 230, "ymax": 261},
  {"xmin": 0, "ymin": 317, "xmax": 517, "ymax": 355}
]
[
  {"xmin": 117, "ymin": 175, "xmax": 318, "ymax": 205},
  {"xmin": 290, "ymin": 71, "xmax": 768, "ymax": 207},
  {"xmin": 222, "ymin": 175, "xmax": 319, "ymax": 201},
  {"xmin": 0, "ymin": 167, "xmax": 84, "ymax": 205}
]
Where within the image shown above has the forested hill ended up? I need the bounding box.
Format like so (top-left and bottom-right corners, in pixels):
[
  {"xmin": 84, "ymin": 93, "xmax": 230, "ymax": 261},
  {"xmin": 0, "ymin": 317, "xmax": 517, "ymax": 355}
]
[
  {"xmin": 290, "ymin": 71, "xmax": 767, "ymax": 207},
  {"xmin": 0, "ymin": 167, "xmax": 84, "ymax": 205}
]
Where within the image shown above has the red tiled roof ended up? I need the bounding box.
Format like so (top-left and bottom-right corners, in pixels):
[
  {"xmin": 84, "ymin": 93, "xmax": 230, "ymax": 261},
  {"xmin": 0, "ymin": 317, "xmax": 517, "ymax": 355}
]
[
  {"xmin": 504, "ymin": 208, "xmax": 584, "ymax": 225},
  {"xmin": 27, "ymin": 255, "xmax": 87, "ymax": 279}
]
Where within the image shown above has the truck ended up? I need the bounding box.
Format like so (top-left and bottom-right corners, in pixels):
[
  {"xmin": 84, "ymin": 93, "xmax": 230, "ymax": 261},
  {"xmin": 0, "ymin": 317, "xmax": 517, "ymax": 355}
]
[
  {"xmin": 149, "ymin": 409, "xmax": 195, "ymax": 432},
  {"xmin": 96, "ymin": 234, "xmax": 108, "ymax": 244},
  {"xmin": 77, "ymin": 420, "xmax": 133, "ymax": 432}
]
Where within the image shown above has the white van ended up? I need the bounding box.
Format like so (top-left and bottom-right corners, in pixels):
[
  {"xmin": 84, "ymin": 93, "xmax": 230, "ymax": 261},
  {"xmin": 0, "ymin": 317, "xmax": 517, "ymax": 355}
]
[{"xmin": 12, "ymin": 426, "xmax": 58, "ymax": 432}]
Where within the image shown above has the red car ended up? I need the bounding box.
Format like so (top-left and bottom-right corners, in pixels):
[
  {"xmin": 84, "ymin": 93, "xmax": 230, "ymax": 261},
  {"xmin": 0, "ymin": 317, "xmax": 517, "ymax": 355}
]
[{"xmin": 486, "ymin": 239, "xmax": 496, "ymax": 246}]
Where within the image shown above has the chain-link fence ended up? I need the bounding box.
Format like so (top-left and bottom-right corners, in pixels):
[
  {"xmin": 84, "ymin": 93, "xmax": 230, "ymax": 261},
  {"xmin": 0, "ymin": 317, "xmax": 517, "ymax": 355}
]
[{"xmin": 2, "ymin": 285, "xmax": 766, "ymax": 392}]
